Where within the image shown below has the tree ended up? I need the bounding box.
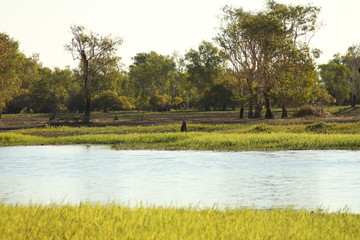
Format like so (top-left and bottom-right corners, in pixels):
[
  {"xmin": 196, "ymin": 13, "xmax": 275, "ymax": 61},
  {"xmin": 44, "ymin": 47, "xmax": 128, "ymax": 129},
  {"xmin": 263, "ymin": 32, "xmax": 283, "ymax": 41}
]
[
  {"xmin": 343, "ymin": 45, "xmax": 360, "ymax": 107},
  {"xmin": 216, "ymin": 1, "xmax": 320, "ymax": 118},
  {"xmin": 200, "ymin": 84, "xmax": 238, "ymax": 111},
  {"xmin": 185, "ymin": 41, "xmax": 225, "ymax": 95},
  {"xmin": 129, "ymin": 51, "xmax": 177, "ymax": 109},
  {"xmin": 32, "ymin": 67, "xmax": 75, "ymax": 116},
  {"xmin": 65, "ymin": 25, "xmax": 122, "ymax": 122},
  {"xmin": 0, "ymin": 33, "xmax": 39, "ymax": 117},
  {"xmin": 319, "ymin": 61, "xmax": 350, "ymax": 105},
  {"xmin": 272, "ymin": 56, "xmax": 318, "ymax": 118}
]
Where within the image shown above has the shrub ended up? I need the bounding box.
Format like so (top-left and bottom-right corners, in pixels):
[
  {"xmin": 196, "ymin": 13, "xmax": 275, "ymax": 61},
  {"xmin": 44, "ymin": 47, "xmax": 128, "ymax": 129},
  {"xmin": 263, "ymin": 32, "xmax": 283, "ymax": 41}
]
[
  {"xmin": 93, "ymin": 91, "xmax": 134, "ymax": 111},
  {"xmin": 293, "ymin": 105, "xmax": 330, "ymax": 117},
  {"xmin": 306, "ymin": 122, "xmax": 334, "ymax": 133},
  {"xmin": 118, "ymin": 96, "xmax": 135, "ymax": 110},
  {"xmin": 149, "ymin": 94, "xmax": 171, "ymax": 111}
]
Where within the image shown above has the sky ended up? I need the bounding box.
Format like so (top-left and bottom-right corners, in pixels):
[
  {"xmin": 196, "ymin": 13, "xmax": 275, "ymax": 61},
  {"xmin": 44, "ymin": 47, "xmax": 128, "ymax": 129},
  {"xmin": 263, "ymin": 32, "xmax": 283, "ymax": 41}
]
[{"xmin": 1, "ymin": 0, "xmax": 360, "ymax": 69}]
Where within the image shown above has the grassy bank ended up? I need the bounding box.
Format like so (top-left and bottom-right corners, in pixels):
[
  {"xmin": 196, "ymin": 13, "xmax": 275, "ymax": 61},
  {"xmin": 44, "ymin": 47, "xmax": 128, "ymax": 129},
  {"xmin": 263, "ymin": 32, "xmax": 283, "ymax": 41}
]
[
  {"xmin": 1, "ymin": 131, "xmax": 360, "ymax": 151},
  {"xmin": 1, "ymin": 203, "xmax": 359, "ymax": 239},
  {"xmin": 10, "ymin": 121, "xmax": 360, "ymax": 135}
]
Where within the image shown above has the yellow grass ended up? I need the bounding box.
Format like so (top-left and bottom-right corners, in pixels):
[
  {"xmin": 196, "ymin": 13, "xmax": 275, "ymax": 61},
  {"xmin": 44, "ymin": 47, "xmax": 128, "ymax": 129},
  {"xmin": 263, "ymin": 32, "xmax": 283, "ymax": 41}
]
[{"xmin": 1, "ymin": 203, "xmax": 359, "ymax": 239}]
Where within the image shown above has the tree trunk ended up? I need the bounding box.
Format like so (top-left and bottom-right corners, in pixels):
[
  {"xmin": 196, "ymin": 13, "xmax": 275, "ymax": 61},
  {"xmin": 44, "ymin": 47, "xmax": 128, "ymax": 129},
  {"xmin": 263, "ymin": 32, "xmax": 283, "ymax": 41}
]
[
  {"xmin": 82, "ymin": 53, "xmax": 91, "ymax": 123},
  {"xmin": 0, "ymin": 105, "xmax": 2, "ymax": 119},
  {"xmin": 248, "ymin": 101, "xmax": 254, "ymax": 118},
  {"xmin": 264, "ymin": 94, "xmax": 274, "ymax": 119},
  {"xmin": 254, "ymin": 103, "xmax": 263, "ymax": 118},
  {"xmin": 351, "ymin": 93, "xmax": 357, "ymax": 108},
  {"xmin": 239, "ymin": 105, "xmax": 244, "ymax": 119},
  {"xmin": 281, "ymin": 104, "xmax": 288, "ymax": 118},
  {"xmin": 253, "ymin": 95, "xmax": 263, "ymax": 118}
]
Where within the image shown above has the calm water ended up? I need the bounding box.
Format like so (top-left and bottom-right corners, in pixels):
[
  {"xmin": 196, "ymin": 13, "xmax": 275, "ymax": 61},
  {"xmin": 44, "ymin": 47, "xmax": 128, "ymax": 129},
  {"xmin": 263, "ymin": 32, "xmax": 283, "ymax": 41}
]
[{"xmin": 0, "ymin": 146, "xmax": 360, "ymax": 212}]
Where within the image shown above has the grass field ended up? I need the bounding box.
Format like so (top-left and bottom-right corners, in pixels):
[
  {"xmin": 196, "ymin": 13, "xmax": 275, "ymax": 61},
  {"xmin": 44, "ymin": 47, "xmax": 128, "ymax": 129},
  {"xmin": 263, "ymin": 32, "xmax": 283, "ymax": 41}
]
[{"xmin": 1, "ymin": 203, "xmax": 359, "ymax": 240}]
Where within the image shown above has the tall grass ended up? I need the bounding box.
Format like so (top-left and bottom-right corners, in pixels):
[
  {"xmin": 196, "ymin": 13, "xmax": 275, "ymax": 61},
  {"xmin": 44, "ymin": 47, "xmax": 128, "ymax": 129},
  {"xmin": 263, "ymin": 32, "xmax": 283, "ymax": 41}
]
[
  {"xmin": 0, "ymin": 203, "xmax": 359, "ymax": 239},
  {"xmin": 1, "ymin": 131, "xmax": 360, "ymax": 150}
]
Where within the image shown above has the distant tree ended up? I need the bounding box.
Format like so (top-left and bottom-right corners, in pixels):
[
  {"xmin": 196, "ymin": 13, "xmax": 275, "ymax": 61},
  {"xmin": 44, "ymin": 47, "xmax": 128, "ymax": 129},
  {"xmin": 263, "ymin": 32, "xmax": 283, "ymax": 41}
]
[
  {"xmin": 200, "ymin": 84, "xmax": 238, "ymax": 111},
  {"xmin": 185, "ymin": 41, "xmax": 225, "ymax": 95},
  {"xmin": 30, "ymin": 67, "xmax": 76, "ymax": 117},
  {"xmin": 319, "ymin": 61, "xmax": 350, "ymax": 105},
  {"xmin": 343, "ymin": 45, "xmax": 360, "ymax": 107},
  {"xmin": 65, "ymin": 25, "xmax": 122, "ymax": 122},
  {"xmin": 129, "ymin": 51, "xmax": 177, "ymax": 108}
]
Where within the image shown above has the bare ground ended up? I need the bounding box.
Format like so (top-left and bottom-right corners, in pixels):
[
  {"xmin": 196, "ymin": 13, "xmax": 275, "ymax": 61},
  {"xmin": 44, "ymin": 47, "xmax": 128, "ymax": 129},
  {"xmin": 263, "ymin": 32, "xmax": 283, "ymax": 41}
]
[{"xmin": 0, "ymin": 107, "xmax": 359, "ymax": 132}]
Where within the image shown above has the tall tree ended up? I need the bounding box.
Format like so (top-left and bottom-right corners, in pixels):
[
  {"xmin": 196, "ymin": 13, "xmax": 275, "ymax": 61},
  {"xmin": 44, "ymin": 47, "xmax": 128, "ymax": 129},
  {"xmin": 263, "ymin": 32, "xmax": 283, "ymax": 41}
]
[
  {"xmin": 216, "ymin": 1, "xmax": 320, "ymax": 118},
  {"xmin": 65, "ymin": 25, "xmax": 122, "ymax": 122}
]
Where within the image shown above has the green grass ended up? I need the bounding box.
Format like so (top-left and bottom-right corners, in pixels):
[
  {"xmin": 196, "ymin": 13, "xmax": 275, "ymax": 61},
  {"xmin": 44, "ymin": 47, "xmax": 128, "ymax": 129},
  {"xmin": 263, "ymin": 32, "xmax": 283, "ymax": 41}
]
[
  {"xmin": 10, "ymin": 121, "xmax": 360, "ymax": 136},
  {"xmin": 0, "ymin": 203, "xmax": 359, "ymax": 239},
  {"xmin": 1, "ymin": 131, "xmax": 360, "ymax": 151}
]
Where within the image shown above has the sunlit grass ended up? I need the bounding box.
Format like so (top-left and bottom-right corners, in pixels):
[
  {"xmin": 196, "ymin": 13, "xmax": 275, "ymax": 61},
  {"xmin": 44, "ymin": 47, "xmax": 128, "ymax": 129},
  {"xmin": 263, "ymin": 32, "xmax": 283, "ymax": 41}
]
[
  {"xmin": 0, "ymin": 203, "xmax": 359, "ymax": 239},
  {"xmin": 11, "ymin": 121, "xmax": 360, "ymax": 136},
  {"xmin": 1, "ymin": 131, "xmax": 360, "ymax": 150}
]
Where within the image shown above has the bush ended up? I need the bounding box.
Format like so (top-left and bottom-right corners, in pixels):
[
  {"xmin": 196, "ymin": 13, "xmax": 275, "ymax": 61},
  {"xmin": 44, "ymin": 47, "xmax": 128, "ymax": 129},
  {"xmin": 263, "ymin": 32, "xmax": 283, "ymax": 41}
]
[
  {"xmin": 200, "ymin": 84, "xmax": 238, "ymax": 111},
  {"xmin": 293, "ymin": 105, "xmax": 330, "ymax": 117},
  {"xmin": 306, "ymin": 122, "xmax": 334, "ymax": 133},
  {"xmin": 118, "ymin": 96, "xmax": 135, "ymax": 110}
]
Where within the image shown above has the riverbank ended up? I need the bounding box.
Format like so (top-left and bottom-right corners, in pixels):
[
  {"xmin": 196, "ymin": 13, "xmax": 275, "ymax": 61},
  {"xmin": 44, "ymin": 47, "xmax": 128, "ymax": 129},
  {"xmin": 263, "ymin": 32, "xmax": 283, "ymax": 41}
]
[
  {"xmin": 1, "ymin": 203, "xmax": 359, "ymax": 239},
  {"xmin": 0, "ymin": 121, "xmax": 359, "ymax": 150},
  {"xmin": 1, "ymin": 131, "xmax": 360, "ymax": 151}
]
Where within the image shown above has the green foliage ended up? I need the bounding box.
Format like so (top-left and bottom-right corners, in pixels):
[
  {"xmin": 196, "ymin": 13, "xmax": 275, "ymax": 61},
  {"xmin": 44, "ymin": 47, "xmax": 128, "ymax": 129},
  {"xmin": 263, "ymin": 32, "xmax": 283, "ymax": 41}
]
[
  {"xmin": 92, "ymin": 91, "xmax": 135, "ymax": 111},
  {"xmin": 217, "ymin": 1, "xmax": 321, "ymax": 118},
  {"xmin": 200, "ymin": 84, "xmax": 238, "ymax": 110},
  {"xmin": 1, "ymin": 203, "xmax": 359, "ymax": 240},
  {"xmin": 65, "ymin": 25, "xmax": 123, "ymax": 122},
  {"xmin": 0, "ymin": 33, "xmax": 39, "ymax": 116},
  {"xmin": 319, "ymin": 62, "xmax": 351, "ymax": 105},
  {"xmin": 129, "ymin": 51, "xmax": 177, "ymax": 100},
  {"xmin": 171, "ymin": 96, "xmax": 184, "ymax": 109},
  {"xmin": 149, "ymin": 94, "xmax": 171, "ymax": 111},
  {"xmin": 185, "ymin": 41, "xmax": 225, "ymax": 93}
]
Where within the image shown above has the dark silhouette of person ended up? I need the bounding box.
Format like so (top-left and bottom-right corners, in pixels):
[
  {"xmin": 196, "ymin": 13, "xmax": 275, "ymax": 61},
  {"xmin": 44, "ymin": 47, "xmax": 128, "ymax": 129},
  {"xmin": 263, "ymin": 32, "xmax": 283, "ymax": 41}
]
[{"xmin": 181, "ymin": 120, "xmax": 187, "ymax": 132}]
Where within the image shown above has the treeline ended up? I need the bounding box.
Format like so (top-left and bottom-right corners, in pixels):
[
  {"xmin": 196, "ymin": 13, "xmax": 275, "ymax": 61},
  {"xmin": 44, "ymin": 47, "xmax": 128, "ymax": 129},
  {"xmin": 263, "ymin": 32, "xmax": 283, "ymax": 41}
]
[{"xmin": 1, "ymin": 0, "xmax": 360, "ymax": 120}]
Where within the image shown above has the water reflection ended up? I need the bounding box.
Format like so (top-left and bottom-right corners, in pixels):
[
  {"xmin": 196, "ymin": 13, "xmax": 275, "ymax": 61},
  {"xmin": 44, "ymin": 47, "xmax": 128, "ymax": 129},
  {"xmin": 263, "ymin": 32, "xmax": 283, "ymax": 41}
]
[{"xmin": 0, "ymin": 146, "xmax": 359, "ymax": 212}]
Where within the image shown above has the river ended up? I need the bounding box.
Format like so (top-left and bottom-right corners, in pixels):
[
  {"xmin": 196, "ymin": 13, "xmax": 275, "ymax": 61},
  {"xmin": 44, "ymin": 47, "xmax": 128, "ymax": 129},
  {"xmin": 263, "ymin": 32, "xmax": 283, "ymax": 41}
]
[{"xmin": 0, "ymin": 145, "xmax": 359, "ymax": 212}]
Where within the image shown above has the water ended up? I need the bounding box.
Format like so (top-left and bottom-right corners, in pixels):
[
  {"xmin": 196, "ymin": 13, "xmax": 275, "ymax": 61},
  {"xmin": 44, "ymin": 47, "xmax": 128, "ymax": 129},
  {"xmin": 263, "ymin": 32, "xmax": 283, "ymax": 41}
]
[{"xmin": 0, "ymin": 145, "xmax": 359, "ymax": 212}]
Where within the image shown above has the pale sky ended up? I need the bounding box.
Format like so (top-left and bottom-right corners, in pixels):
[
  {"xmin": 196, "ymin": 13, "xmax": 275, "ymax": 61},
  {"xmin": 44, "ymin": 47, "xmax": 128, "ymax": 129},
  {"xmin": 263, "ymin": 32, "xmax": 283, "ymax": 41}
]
[{"xmin": 1, "ymin": 0, "xmax": 360, "ymax": 69}]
